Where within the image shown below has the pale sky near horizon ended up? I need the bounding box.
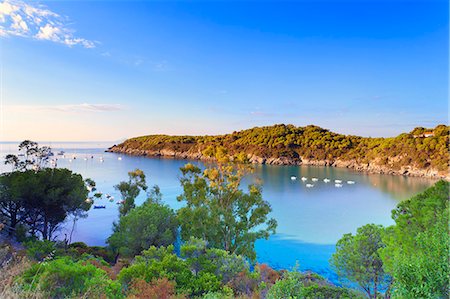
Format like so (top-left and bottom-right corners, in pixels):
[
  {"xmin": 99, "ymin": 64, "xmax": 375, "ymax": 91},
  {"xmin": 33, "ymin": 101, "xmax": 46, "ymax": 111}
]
[{"xmin": 0, "ymin": 0, "xmax": 448, "ymax": 141}]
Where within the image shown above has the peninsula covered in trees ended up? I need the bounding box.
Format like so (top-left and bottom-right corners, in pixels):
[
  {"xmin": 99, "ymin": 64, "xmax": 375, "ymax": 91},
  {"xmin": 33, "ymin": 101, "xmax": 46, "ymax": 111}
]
[{"xmin": 108, "ymin": 124, "xmax": 449, "ymax": 179}]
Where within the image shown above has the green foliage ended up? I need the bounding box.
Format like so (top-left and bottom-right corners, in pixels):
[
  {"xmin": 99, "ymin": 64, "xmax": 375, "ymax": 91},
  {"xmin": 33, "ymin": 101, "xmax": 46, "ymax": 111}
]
[
  {"xmin": 267, "ymin": 270, "xmax": 364, "ymax": 299},
  {"xmin": 181, "ymin": 237, "xmax": 248, "ymax": 285},
  {"xmin": 119, "ymin": 243, "xmax": 249, "ymax": 297},
  {"xmin": 118, "ymin": 245, "xmax": 197, "ymax": 295},
  {"xmin": 115, "ymin": 168, "xmax": 148, "ymax": 216},
  {"xmin": 266, "ymin": 271, "xmax": 303, "ymax": 299},
  {"xmin": 18, "ymin": 256, "xmax": 124, "ymax": 298},
  {"xmin": 24, "ymin": 239, "xmax": 57, "ymax": 261},
  {"xmin": 0, "ymin": 168, "xmax": 91, "ymax": 240},
  {"xmin": 301, "ymin": 285, "xmax": 364, "ymax": 299},
  {"xmin": 113, "ymin": 124, "xmax": 449, "ymax": 173},
  {"xmin": 107, "ymin": 201, "xmax": 178, "ymax": 257},
  {"xmin": 381, "ymin": 180, "xmax": 450, "ymax": 298},
  {"xmin": 68, "ymin": 242, "xmax": 116, "ymax": 263},
  {"xmin": 177, "ymin": 154, "xmax": 277, "ymax": 261},
  {"xmin": 330, "ymin": 224, "xmax": 390, "ymax": 298}
]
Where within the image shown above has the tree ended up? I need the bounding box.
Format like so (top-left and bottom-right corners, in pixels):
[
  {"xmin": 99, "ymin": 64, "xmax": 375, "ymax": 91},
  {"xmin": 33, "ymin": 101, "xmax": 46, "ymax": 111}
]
[
  {"xmin": 115, "ymin": 169, "xmax": 148, "ymax": 216},
  {"xmin": 5, "ymin": 140, "xmax": 53, "ymax": 171},
  {"xmin": 380, "ymin": 181, "xmax": 449, "ymax": 298},
  {"xmin": 330, "ymin": 224, "xmax": 391, "ymax": 299},
  {"xmin": 0, "ymin": 169, "xmax": 92, "ymax": 240},
  {"xmin": 107, "ymin": 200, "xmax": 178, "ymax": 257},
  {"xmin": 176, "ymin": 147, "xmax": 277, "ymax": 261},
  {"xmin": 0, "ymin": 171, "xmax": 30, "ymax": 235}
]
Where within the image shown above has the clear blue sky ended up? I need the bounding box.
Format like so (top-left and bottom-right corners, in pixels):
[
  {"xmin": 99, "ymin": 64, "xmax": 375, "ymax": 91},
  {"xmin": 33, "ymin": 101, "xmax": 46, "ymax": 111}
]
[{"xmin": 1, "ymin": 0, "xmax": 448, "ymax": 141}]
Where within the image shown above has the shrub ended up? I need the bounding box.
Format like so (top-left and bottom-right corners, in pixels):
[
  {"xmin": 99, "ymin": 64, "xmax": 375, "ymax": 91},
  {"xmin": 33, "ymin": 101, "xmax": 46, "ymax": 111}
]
[
  {"xmin": 24, "ymin": 239, "xmax": 57, "ymax": 261},
  {"xmin": 266, "ymin": 271, "xmax": 303, "ymax": 299},
  {"xmin": 128, "ymin": 277, "xmax": 185, "ymax": 299},
  {"xmin": 18, "ymin": 256, "xmax": 124, "ymax": 298}
]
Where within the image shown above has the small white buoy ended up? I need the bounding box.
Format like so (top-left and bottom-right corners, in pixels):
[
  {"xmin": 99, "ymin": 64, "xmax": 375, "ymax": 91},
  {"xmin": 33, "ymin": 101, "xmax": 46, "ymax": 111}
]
[
  {"xmin": 347, "ymin": 180, "xmax": 355, "ymax": 184},
  {"xmin": 301, "ymin": 177, "xmax": 308, "ymax": 181},
  {"xmin": 306, "ymin": 184, "xmax": 314, "ymax": 188},
  {"xmin": 69, "ymin": 159, "xmax": 72, "ymax": 163},
  {"xmin": 323, "ymin": 178, "xmax": 330, "ymax": 183},
  {"xmin": 335, "ymin": 179, "xmax": 342, "ymax": 183},
  {"xmin": 335, "ymin": 183, "xmax": 343, "ymax": 188},
  {"xmin": 290, "ymin": 176, "xmax": 297, "ymax": 181},
  {"xmin": 311, "ymin": 178, "xmax": 318, "ymax": 182}
]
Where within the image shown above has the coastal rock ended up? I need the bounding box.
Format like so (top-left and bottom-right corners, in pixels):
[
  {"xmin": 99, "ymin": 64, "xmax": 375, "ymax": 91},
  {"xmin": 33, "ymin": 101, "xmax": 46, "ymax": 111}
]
[{"xmin": 106, "ymin": 146, "xmax": 448, "ymax": 180}]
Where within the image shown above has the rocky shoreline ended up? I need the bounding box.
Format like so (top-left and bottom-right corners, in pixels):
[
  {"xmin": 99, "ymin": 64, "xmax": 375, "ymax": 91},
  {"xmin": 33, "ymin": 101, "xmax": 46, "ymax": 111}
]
[{"xmin": 107, "ymin": 146, "xmax": 448, "ymax": 180}]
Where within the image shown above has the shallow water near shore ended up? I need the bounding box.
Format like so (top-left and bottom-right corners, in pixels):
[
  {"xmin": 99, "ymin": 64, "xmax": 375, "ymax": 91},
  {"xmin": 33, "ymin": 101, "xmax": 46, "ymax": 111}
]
[{"xmin": 0, "ymin": 142, "xmax": 436, "ymax": 282}]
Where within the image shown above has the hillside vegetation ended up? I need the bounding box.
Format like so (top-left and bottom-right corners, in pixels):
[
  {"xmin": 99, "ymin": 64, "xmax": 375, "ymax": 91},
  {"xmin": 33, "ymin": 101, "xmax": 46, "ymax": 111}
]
[{"xmin": 109, "ymin": 124, "xmax": 449, "ymax": 178}]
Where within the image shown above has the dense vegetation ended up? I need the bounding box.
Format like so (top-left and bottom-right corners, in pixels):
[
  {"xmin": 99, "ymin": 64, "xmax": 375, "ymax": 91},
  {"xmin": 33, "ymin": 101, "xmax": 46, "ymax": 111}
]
[
  {"xmin": 177, "ymin": 147, "xmax": 277, "ymax": 261},
  {"xmin": 331, "ymin": 180, "xmax": 449, "ymax": 298},
  {"xmin": 1, "ymin": 141, "xmax": 449, "ymax": 298},
  {"xmin": 112, "ymin": 124, "xmax": 449, "ymax": 174}
]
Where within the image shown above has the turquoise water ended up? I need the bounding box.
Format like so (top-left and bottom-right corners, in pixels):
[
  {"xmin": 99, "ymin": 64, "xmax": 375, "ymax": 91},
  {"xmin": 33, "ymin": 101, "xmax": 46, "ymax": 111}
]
[{"xmin": 0, "ymin": 142, "xmax": 435, "ymax": 281}]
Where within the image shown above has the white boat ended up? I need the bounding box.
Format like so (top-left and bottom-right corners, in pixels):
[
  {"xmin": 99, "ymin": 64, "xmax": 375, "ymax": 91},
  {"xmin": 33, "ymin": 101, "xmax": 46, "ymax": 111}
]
[
  {"xmin": 323, "ymin": 178, "xmax": 330, "ymax": 183},
  {"xmin": 335, "ymin": 179, "xmax": 342, "ymax": 183},
  {"xmin": 311, "ymin": 178, "xmax": 318, "ymax": 182},
  {"xmin": 347, "ymin": 180, "xmax": 355, "ymax": 184},
  {"xmin": 290, "ymin": 176, "xmax": 297, "ymax": 181},
  {"xmin": 306, "ymin": 184, "xmax": 314, "ymax": 188},
  {"xmin": 68, "ymin": 159, "xmax": 72, "ymax": 163},
  {"xmin": 118, "ymin": 157, "xmax": 122, "ymax": 161},
  {"xmin": 301, "ymin": 177, "xmax": 308, "ymax": 181},
  {"xmin": 335, "ymin": 183, "xmax": 343, "ymax": 188}
]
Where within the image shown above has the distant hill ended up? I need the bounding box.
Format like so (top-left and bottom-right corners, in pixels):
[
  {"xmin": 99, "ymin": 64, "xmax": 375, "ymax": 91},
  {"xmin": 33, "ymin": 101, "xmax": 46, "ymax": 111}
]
[{"xmin": 108, "ymin": 124, "xmax": 449, "ymax": 179}]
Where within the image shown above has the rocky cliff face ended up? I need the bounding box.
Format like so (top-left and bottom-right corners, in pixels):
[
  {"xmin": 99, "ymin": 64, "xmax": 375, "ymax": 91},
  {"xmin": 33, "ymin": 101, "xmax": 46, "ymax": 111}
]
[{"xmin": 107, "ymin": 145, "xmax": 448, "ymax": 180}]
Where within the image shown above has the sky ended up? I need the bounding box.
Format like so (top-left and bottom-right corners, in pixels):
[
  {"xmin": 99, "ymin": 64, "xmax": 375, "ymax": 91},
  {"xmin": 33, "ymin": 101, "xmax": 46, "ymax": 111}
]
[{"xmin": 0, "ymin": 0, "xmax": 448, "ymax": 141}]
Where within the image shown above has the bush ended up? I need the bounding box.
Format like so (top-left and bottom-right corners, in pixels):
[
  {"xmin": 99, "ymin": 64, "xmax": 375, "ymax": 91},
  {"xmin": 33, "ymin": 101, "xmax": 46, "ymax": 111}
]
[
  {"xmin": 18, "ymin": 256, "xmax": 124, "ymax": 298},
  {"xmin": 24, "ymin": 239, "xmax": 57, "ymax": 261},
  {"xmin": 128, "ymin": 277, "xmax": 185, "ymax": 299},
  {"xmin": 108, "ymin": 202, "xmax": 178, "ymax": 258},
  {"xmin": 302, "ymin": 285, "xmax": 364, "ymax": 299},
  {"xmin": 266, "ymin": 271, "xmax": 303, "ymax": 299},
  {"xmin": 68, "ymin": 243, "xmax": 116, "ymax": 263}
]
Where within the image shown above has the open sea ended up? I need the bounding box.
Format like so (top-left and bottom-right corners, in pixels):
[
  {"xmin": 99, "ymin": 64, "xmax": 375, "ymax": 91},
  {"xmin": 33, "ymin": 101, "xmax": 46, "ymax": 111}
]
[{"xmin": 0, "ymin": 142, "xmax": 435, "ymax": 283}]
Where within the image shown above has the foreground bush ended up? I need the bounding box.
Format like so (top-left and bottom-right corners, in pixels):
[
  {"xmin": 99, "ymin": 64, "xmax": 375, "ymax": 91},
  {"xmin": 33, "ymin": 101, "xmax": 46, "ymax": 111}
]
[
  {"xmin": 108, "ymin": 201, "xmax": 178, "ymax": 258},
  {"xmin": 18, "ymin": 256, "xmax": 124, "ymax": 298},
  {"xmin": 118, "ymin": 245, "xmax": 222, "ymax": 297},
  {"xmin": 267, "ymin": 270, "xmax": 364, "ymax": 299},
  {"xmin": 128, "ymin": 277, "xmax": 185, "ymax": 299}
]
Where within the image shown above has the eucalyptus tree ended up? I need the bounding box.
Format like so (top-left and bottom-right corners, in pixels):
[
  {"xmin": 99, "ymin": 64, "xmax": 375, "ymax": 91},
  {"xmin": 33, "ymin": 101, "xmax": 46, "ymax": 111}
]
[
  {"xmin": 115, "ymin": 168, "xmax": 148, "ymax": 216},
  {"xmin": 177, "ymin": 146, "xmax": 277, "ymax": 261}
]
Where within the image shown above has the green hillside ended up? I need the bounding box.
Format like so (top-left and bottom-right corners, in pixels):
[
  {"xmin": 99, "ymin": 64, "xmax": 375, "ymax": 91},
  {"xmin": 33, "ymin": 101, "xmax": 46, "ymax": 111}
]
[{"xmin": 111, "ymin": 124, "xmax": 449, "ymax": 174}]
